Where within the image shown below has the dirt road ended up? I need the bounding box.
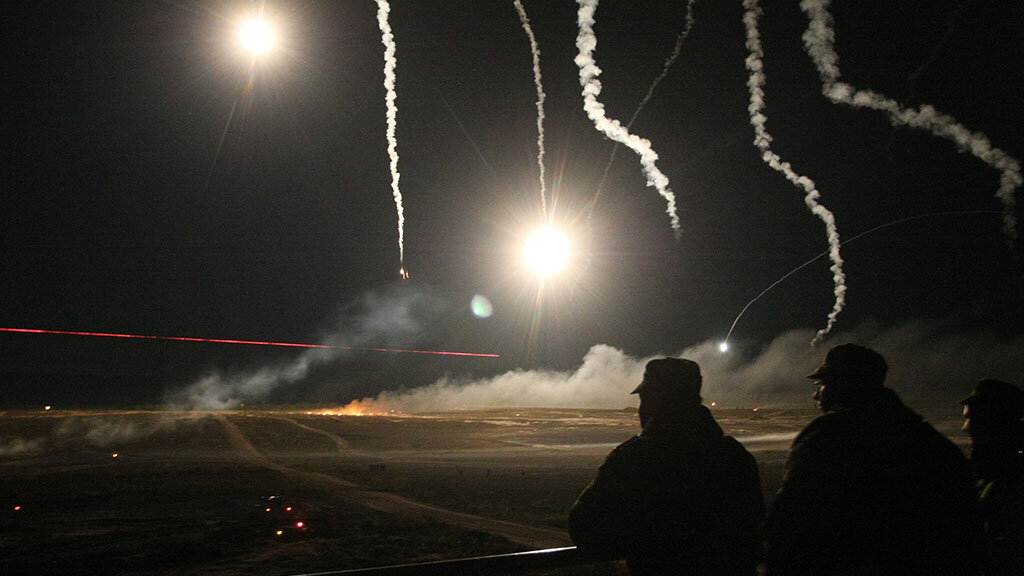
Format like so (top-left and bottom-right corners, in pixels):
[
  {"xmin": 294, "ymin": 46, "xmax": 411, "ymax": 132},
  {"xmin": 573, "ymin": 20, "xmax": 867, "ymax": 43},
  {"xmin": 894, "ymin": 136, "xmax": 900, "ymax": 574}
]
[{"xmin": 213, "ymin": 413, "xmax": 570, "ymax": 549}]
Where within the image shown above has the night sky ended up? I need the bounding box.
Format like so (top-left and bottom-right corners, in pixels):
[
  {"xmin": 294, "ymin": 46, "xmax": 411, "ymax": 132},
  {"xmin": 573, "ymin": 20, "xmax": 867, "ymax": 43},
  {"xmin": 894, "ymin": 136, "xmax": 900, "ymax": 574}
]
[{"xmin": 3, "ymin": 0, "xmax": 1022, "ymax": 408}]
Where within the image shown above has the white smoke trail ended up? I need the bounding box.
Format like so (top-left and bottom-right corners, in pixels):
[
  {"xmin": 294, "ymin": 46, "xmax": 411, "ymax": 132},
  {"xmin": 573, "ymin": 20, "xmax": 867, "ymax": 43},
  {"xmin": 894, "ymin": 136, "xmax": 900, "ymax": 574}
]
[
  {"xmin": 376, "ymin": 1, "xmax": 406, "ymax": 272},
  {"xmin": 575, "ymin": 0, "xmax": 681, "ymax": 239},
  {"xmin": 799, "ymin": 0, "xmax": 1021, "ymax": 241},
  {"xmin": 743, "ymin": 0, "xmax": 846, "ymax": 345},
  {"xmin": 513, "ymin": 0, "xmax": 548, "ymax": 220},
  {"xmin": 625, "ymin": 0, "xmax": 697, "ymax": 130},
  {"xmin": 575, "ymin": 0, "xmax": 697, "ymax": 290}
]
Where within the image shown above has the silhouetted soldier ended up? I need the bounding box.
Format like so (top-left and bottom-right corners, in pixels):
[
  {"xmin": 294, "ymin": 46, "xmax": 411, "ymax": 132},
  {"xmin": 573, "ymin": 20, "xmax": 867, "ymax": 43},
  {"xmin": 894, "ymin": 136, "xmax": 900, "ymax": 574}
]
[
  {"xmin": 961, "ymin": 378, "xmax": 1024, "ymax": 576},
  {"xmin": 569, "ymin": 357, "xmax": 764, "ymax": 576},
  {"xmin": 765, "ymin": 343, "xmax": 981, "ymax": 576}
]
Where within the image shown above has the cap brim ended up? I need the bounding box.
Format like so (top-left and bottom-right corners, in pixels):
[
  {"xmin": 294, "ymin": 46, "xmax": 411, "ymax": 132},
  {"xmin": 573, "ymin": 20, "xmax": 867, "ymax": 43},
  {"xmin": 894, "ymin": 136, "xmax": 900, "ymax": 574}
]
[
  {"xmin": 630, "ymin": 382, "xmax": 644, "ymax": 394},
  {"xmin": 958, "ymin": 393, "xmax": 978, "ymax": 406},
  {"xmin": 807, "ymin": 367, "xmax": 829, "ymax": 379}
]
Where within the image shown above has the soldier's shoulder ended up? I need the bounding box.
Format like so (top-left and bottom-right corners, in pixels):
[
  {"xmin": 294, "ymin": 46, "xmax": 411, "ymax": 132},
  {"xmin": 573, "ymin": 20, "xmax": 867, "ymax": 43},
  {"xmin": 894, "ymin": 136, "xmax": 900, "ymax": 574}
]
[{"xmin": 604, "ymin": 435, "xmax": 643, "ymax": 463}]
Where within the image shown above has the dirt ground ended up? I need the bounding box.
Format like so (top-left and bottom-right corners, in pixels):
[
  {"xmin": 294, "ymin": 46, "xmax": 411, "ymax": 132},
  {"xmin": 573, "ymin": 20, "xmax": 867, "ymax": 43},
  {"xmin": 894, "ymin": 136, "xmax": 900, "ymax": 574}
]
[{"xmin": 0, "ymin": 406, "xmax": 966, "ymax": 575}]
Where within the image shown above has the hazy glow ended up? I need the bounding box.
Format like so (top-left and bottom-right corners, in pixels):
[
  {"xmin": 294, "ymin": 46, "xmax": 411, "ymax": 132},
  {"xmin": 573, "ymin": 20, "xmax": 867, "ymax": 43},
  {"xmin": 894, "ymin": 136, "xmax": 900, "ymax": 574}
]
[
  {"xmin": 523, "ymin": 227, "xmax": 570, "ymax": 277},
  {"xmin": 718, "ymin": 342, "xmax": 729, "ymax": 353},
  {"xmin": 239, "ymin": 19, "xmax": 275, "ymax": 54}
]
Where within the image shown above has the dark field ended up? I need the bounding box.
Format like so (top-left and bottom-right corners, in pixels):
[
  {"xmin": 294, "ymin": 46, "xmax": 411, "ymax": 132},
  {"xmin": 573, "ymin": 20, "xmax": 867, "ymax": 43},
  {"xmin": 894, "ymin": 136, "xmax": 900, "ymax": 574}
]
[{"xmin": 0, "ymin": 407, "xmax": 967, "ymax": 575}]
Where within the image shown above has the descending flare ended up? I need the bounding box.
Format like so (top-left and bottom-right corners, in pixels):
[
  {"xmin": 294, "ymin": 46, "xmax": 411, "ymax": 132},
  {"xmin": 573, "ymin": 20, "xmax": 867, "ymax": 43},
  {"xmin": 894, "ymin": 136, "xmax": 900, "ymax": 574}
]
[
  {"xmin": 575, "ymin": 0, "xmax": 681, "ymax": 239},
  {"xmin": 799, "ymin": 0, "xmax": 1021, "ymax": 241},
  {"xmin": 743, "ymin": 0, "xmax": 847, "ymax": 345},
  {"xmin": 376, "ymin": 1, "xmax": 406, "ymax": 271}
]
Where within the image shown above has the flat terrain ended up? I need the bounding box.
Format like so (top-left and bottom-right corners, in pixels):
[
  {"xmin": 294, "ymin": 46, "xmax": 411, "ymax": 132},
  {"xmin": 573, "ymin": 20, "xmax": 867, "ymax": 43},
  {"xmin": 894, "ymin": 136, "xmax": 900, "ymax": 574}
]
[{"xmin": 0, "ymin": 406, "xmax": 966, "ymax": 575}]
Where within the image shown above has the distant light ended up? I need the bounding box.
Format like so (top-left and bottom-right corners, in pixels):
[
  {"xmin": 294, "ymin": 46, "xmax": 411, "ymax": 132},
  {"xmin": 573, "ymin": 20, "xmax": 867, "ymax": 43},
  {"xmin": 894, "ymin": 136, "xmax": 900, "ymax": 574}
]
[
  {"xmin": 240, "ymin": 19, "xmax": 275, "ymax": 54},
  {"xmin": 111, "ymin": 453, "xmax": 119, "ymax": 458},
  {"xmin": 14, "ymin": 506, "xmax": 21, "ymax": 512},
  {"xmin": 296, "ymin": 521, "xmax": 304, "ymax": 528},
  {"xmin": 718, "ymin": 342, "xmax": 729, "ymax": 353},
  {"xmin": 470, "ymin": 295, "xmax": 493, "ymax": 318},
  {"xmin": 265, "ymin": 508, "xmax": 271, "ymax": 512},
  {"xmin": 711, "ymin": 402, "xmax": 717, "ymax": 407},
  {"xmin": 523, "ymin": 227, "xmax": 570, "ymax": 278},
  {"xmin": 276, "ymin": 530, "xmax": 283, "ymax": 536},
  {"xmin": 285, "ymin": 507, "xmax": 292, "ymax": 512},
  {"xmin": 44, "ymin": 405, "xmax": 51, "ymax": 411}
]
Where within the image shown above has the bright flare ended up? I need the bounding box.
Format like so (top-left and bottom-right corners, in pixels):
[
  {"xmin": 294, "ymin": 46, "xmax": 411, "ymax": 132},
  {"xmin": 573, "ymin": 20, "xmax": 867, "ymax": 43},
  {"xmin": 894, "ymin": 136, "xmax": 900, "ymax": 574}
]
[
  {"xmin": 523, "ymin": 227, "xmax": 570, "ymax": 277},
  {"xmin": 240, "ymin": 19, "xmax": 275, "ymax": 54},
  {"xmin": 718, "ymin": 342, "xmax": 729, "ymax": 353}
]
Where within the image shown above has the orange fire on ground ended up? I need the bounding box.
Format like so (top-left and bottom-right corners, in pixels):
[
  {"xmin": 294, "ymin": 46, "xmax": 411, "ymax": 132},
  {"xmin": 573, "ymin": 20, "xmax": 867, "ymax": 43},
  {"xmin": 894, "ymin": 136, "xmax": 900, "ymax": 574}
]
[{"xmin": 303, "ymin": 399, "xmax": 399, "ymax": 417}]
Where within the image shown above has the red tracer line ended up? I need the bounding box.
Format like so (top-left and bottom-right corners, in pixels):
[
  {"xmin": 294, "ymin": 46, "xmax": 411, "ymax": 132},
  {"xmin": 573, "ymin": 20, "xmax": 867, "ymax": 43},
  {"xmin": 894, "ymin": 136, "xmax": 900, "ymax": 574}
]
[{"xmin": 0, "ymin": 327, "xmax": 500, "ymax": 358}]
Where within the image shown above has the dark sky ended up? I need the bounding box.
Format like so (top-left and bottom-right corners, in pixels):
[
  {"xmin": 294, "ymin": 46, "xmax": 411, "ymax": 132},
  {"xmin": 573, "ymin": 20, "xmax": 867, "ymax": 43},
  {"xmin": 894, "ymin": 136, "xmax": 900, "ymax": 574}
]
[{"xmin": 3, "ymin": 0, "xmax": 1022, "ymax": 407}]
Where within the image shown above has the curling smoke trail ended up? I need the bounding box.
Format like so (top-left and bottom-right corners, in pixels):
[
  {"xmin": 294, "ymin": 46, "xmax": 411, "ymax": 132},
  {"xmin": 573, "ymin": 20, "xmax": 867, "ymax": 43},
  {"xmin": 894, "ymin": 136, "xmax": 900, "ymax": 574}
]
[
  {"xmin": 743, "ymin": 0, "xmax": 846, "ymax": 346},
  {"xmin": 575, "ymin": 0, "xmax": 681, "ymax": 239},
  {"xmin": 799, "ymin": 0, "xmax": 1021, "ymax": 241},
  {"xmin": 513, "ymin": 0, "xmax": 548, "ymax": 220},
  {"xmin": 576, "ymin": 0, "xmax": 697, "ymax": 289},
  {"xmin": 376, "ymin": 1, "xmax": 406, "ymax": 273}
]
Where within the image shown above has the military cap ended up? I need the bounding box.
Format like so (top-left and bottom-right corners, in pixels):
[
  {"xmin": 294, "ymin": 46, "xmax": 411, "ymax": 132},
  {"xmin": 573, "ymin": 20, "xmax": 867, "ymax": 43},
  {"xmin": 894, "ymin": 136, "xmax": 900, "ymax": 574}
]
[
  {"xmin": 960, "ymin": 378, "xmax": 1023, "ymax": 421},
  {"xmin": 807, "ymin": 343, "xmax": 888, "ymax": 386},
  {"xmin": 632, "ymin": 357, "xmax": 702, "ymax": 406}
]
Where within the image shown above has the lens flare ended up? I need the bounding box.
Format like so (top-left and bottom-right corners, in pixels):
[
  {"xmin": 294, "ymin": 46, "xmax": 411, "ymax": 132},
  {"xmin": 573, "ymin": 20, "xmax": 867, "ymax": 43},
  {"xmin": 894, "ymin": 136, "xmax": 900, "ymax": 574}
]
[{"xmin": 523, "ymin": 227, "xmax": 570, "ymax": 277}]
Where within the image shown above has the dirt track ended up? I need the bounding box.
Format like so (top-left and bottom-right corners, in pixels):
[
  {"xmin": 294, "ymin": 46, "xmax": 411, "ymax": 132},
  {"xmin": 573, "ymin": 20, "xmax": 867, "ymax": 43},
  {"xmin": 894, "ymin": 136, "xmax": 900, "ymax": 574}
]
[{"xmin": 213, "ymin": 413, "xmax": 570, "ymax": 549}]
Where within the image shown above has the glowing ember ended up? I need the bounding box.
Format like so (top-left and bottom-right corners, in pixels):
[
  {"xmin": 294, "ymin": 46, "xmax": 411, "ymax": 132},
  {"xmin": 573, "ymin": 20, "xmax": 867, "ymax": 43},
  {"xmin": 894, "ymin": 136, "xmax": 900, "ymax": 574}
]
[
  {"xmin": 285, "ymin": 507, "xmax": 292, "ymax": 512},
  {"xmin": 14, "ymin": 506, "xmax": 22, "ymax": 511},
  {"xmin": 265, "ymin": 508, "xmax": 271, "ymax": 512}
]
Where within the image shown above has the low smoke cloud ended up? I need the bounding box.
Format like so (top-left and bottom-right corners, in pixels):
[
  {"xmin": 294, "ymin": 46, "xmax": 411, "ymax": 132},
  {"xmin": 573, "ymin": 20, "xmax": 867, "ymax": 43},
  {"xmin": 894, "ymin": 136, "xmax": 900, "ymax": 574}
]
[
  {"xmin": 0, "ymin": 415, "xmax": 183, "ymax": 458},
  {"xmin": 167, "ymin": 286, "xmax": 448, "ymax": 410},
  {"xmin": 344, "ymin": 319, "xmax": 1023, "ymax": 413},
  {"xmin": 0, "ymin": 436, "xmax": 46, "ymax": 457}
]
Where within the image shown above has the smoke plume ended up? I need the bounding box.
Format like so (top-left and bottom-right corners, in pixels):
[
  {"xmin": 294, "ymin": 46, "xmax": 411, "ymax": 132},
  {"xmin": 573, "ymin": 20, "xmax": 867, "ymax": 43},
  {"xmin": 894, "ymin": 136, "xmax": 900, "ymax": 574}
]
[
  {"xmin": 799, "ymin": 0, "xmax": 1021, "ymax": 241},
  {"xmin": 575, "ymin": 0, "xmax": 681, "ymax": 239},
  {"xmin": 376, "ymin": 1, "xmax": 406, "ymax": 271},
  {"xmin": 578, "ymin": 0, "xmax": 698, "ymax": 287},
  {"xmin": 743, "ymin": 0, "xmax": 846, "ymax": 345},
  {"xmin": 513, "ymin": 0, "xmax": 548, "ymax": 220},
  {"xmin": 342, "ymin": 319, "xmax": 1023, "ymax": 413},
  {"xmin": 167, "ymin": 286, "xmax": 447, "ymax": 410}
]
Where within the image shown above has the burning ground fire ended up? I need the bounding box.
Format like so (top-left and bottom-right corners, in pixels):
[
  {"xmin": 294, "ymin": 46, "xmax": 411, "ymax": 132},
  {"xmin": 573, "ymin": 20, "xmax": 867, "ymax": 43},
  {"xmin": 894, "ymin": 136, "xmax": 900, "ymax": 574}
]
[{"xmin": 303, "ymin": 399, "xmax": 399, "ymax": 417}]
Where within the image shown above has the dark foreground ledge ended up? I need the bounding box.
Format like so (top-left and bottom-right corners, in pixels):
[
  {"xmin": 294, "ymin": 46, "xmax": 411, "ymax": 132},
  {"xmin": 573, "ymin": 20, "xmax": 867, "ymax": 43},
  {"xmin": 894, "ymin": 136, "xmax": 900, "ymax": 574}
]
[{"xmin": 290, "ymin": 546, "xmax": 611, "ymax": 576}]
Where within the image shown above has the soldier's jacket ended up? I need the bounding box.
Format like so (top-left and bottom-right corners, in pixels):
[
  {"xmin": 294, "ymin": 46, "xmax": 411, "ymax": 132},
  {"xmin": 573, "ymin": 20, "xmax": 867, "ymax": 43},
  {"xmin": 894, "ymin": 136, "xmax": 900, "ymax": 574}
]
[
  {"xmin": 765, "ymin": 387, "xmax": 982, "ymax": 576},
  {"xmin": 569, "ymin": 405, "xmax": 764, "ymax": 576}
]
